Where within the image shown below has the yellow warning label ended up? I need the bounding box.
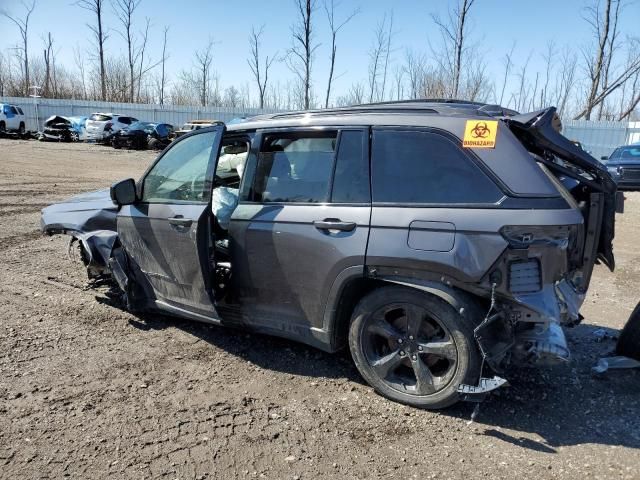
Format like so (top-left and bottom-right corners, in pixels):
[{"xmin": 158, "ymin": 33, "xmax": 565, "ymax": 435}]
[{"xmin": 463, "ymin": 120, "xmax": 498, "ymax": 149}]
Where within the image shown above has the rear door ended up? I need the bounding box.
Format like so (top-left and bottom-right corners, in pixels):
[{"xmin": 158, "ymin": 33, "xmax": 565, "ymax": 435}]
[
  {"xmin": 229, "ymin": 128, "xmax": 371, "ymax": 330},
  {"xmin": 117, "ymin": 126, "xmax": 225, "ymax": 318}
]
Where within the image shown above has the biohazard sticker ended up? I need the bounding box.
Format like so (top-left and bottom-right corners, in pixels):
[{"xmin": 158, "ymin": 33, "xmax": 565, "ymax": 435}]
[{"xmin": 463, "ymin": 120, "xmax": 498, "ymax": 149}]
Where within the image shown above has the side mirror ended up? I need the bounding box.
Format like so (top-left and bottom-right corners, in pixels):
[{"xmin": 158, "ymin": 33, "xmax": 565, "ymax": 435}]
[
  {"xmin": 110, "ymin": 178, "xmax": 137, "ymax": 206},
  {"xmin": 600, "ymin": 156, "xmax": 608, "ymax": 161}
]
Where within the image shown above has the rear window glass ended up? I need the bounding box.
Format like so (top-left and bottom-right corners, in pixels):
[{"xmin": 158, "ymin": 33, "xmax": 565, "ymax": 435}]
[
  {"xmin": 249, "ymin": 131, "xmax": 337, "ymax": 203},
  {"xmin": 371, "ymin": 129, "xmax": 503, "ymax": 204},
  {"xmin": 90, "ymin": 114, "xmax": 112, "ymax": 122},
  {"xmin": 331, "ymin": 130, "xmax": 370, "ymax": 203}
]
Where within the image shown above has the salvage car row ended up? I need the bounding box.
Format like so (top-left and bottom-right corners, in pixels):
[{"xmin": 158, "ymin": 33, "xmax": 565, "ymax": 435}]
[{"xmin": 0, "ymin": 102, "xmax": 218, "ymax": 151}]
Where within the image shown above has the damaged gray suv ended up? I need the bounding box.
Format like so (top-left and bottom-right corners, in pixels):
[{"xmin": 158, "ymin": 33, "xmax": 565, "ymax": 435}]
[{"xmin": 41, "ymin": 101, "xmax": 620, "ymax": 409}]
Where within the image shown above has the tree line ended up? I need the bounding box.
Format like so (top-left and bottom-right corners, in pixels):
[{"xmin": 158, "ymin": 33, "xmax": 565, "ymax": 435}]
[{"xmin": 1, "ymin": 0, "xmax": 639, "ymax": 120}]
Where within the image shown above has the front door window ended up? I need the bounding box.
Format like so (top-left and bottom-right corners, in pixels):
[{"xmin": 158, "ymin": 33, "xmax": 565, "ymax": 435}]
[{"xmin": 142, "ymin": 130, "xmax": 220, "ymax": 203}]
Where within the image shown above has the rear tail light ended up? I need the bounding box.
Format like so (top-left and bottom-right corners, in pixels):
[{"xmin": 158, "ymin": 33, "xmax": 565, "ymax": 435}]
[
  {"xmin": 500, "ymin": 225, "xmax": 577, "ymax": 250},
  {"xmin": 104, "ymin": 122, "xmax": 113, "ymax": 131}
]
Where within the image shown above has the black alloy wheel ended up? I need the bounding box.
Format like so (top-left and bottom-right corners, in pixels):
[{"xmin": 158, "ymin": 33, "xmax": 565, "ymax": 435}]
[{"xmin": 349, "ymin": 286, "xmax": 481, "ymax": 409}]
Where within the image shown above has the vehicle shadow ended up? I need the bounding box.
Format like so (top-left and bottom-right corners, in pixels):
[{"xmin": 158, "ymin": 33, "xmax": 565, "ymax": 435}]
[
  {"xmin": 110, "ymin": 301, "xmax": 363, "ymax": 383},
  {"xmin": 98, "ymin": 293, "xmax": 639, "ymax": 451}
]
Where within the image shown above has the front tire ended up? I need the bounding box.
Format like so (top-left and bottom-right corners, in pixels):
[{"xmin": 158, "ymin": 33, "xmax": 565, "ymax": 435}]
[{"xmin": 348, "ymin": 286, "xmax": 481, "ymax": 409}]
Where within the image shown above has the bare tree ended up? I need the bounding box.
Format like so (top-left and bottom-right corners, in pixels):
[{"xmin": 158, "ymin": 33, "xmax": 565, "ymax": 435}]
[
  {"xmin": 403, "ymin": 49, "xmax": 427, "ymax": 99},
  {"xmin": 247, "ymin": 25, "xmax": 277, "ymax": 109},
  {"xmin": 73, "ymin": 45, "xmax": 88, "ymax": 98},
  {"xmin": 159, "ymin": 26, "xmax": 169, "ymax": 106},
  {"xmin": 42, "ymin": 32, "xmax": 53, "ymax": 96},
  {"xmin": 539, "ymin": 41, "xmax": 556, "ymax": 108},
  {"xmin": 0, "ymin": 52, "xmax": 7, "ymax": 96},
  {"xmin": 596, "ymin": 0, "xmax": 622, "ymax": 119},
  {"xmin": 617, "ymin": 39, "xmax": 640, "ymax": 119},
  {"xmin": 323, "ymin": 0, "xmax": 358, "ymax": 107},
  {"xmin": 135, "ymin": 17, "xmax": 150, "ymax": 102},
  {"xmin": 195, "ymin": 39, "xmax": 215, "ymax": 106},
  {"xmin": 335, "ymin": 82, "xmax": 365, "ymax": 106},
  {"xmin": 113, "ymin": 0, "xmax": 141, "ymax": 103},
  {"xmin": 575, "ymin": 0, "xmax": 640, "ymax": 119},
  {"xmin": 513, "ymin": 51, "xmax": 532, "ymax": 112},
  {"xmin": 497, "ymin": 42, "xmax": 516, "ymax": 105},
  {"xmin": 1, "ymin": 0, "xmax": 36, "ymax": 95},
  {"xmin": 76, "ymin": 0, "xmax": 108, "ymax": 100},
  {"xmin": 368, "ymin": 15, "xmax": 389, "ymax": 102},
  {"xmin": 392, "ymin": 65, "xmax": 404, "ymax": 101},
  {"xmin": 288, "ymin": 0, "xmax": 318, "ymax": 109},
  {"xmin": 379, "ymin": 11, "xmax": 394, "ymax": 102},
  {"xmin": 554, "ymin": 47, "xmax": 578, "ymax": 118},
  {"xmin": 431, "ymin": 0, "xmax": 476, "ymax": 98}
]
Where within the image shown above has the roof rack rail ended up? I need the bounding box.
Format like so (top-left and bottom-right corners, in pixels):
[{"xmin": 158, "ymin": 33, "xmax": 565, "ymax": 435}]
[{"xmin": 262, "ymin": 99, "xmax": 519, "ymax": 120}]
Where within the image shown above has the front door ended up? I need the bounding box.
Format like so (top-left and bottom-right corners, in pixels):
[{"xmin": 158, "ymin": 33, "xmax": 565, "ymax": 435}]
[
  {"xmin": 229, "ymin": 128, "xmax": 371, "ymax": 331},
  {"xmin": 117, "ymin": 127, "xmax": 224, "ymax": 318}
]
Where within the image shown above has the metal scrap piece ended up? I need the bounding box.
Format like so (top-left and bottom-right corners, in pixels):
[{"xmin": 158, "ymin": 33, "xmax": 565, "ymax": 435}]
[{"xmin": 592, "ymin": 355, "xmax": 640, "ymax": 374}]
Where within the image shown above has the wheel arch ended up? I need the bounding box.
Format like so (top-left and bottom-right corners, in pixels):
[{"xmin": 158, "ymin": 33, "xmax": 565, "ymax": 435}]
[{"xmin": 325, "ymin": 270, "xmax": 487, "ymax": 352}]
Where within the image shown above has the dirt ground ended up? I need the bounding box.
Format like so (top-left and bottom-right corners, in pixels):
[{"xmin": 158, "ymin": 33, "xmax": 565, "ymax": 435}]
[{"xmin": 0, "ymin": 138, "xmax": 638, "ymax": 480}]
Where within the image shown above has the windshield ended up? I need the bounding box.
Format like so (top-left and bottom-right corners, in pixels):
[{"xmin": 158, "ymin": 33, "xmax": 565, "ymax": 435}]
[{"xmin": 609, "ymin": 146, "xmax": 640, "ymax": 162}]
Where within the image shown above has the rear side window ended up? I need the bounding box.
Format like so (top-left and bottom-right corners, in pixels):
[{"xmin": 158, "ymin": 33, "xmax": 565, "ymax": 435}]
[
  {"xmin": 371, "ymin": 129, "xmax": 503, "ymax": 204},
  {"xmin": 16, "ymin": 107, "xmax": 24, "ymax": 115},
  {"xmin": 249, "ymin": 131, "xmax": 337, "ymax": 203},
  {"xmin": 331, "ymin": 130, "xmax": 370, "ymax": 203},
  {"xmin": 90, "ymin": 114, "xmax": 111, "ymax": 121},
  {"xmin": 119, "ymin": 117, "xmax": 132, "ymax": 125},
  {"xmin": 10, "ymin": 106, "xmax": 20, "ymax": 115}
]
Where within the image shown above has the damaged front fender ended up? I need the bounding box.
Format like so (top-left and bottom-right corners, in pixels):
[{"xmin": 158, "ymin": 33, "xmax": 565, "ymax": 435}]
[{"xmin": 41, "ymin": 188, "xmax": 118, "ymax": 276}]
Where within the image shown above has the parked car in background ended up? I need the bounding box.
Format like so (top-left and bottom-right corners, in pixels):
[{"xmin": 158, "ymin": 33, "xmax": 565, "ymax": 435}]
[
  {"xmin": 39, "ymin": 115, "xmax": 87, "ymax": 142},
  {"xmin": 174, "ymin": 120, "xmax": 219, "ymax": 138},
  {"xmin": 602, "ymin": 144, "xmax": 640, "ymax": 190},
  {"xmin": 0, "ymin": 103, "xmax": 27, "ymax": 136},
  {"xmin": 111, "ymin": 122, "xmax": 174, "ymax": 150},
  {"xmin": 42, "ymin": 101, "xmax": 620, "ymax": 409},
  {"xmin": 85, "ymin": 113, "xmax": 137, "ymax": 143}
]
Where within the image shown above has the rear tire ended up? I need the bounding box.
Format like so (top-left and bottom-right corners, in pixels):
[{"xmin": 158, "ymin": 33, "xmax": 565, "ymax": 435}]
[
  {"xmin": 18, "ymin": 122, "xmax": 25, "ymax": 136},
  {"xmin": 348, "ymin": 286, "xmax": 481, "ymax": 409},
  {"xmin": 0, "ymin": 121, "xmax": 5, "ymax": 134},
  {"xmin": 616, "ymin": 302, "xmax": 640, "ymax": 361}
]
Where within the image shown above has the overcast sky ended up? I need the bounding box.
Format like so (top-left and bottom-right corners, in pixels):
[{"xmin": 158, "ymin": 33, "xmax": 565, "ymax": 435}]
[{"xmin": 1, "ymin": 0, "xmax": 639, "ymax": 104}]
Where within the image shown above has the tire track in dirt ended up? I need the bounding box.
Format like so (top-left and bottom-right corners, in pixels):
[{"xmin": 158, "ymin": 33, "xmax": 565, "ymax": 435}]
[{"xmin": 0, "ymin": 231, "xmax": 43, "ymax": 250}]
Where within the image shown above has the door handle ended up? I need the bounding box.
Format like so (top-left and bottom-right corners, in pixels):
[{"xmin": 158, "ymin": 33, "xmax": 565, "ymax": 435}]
[
  {"xmin": 168, "ymin": 216, "xmax": 193, "ymax": 228},
  {"xmin": 313, "ymin": 219, "xmax": 356, "ymax": 232}
]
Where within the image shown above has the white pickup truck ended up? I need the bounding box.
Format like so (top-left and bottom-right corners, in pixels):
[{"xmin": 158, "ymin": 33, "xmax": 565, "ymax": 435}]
[{"xmin": 0, "ymin": 103, "xmax": 27, "ymax": 135}]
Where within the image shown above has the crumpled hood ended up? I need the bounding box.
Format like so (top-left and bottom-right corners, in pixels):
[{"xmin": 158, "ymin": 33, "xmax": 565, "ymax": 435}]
[{"xmin": 41, "ymin": 188, "xmax": 117, "ymax": 235}]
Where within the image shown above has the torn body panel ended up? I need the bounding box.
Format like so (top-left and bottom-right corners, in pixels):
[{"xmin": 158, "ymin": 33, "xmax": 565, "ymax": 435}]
[{"xmin": 41, "ymin": 188, "xmax": 118, "ymax": 277}]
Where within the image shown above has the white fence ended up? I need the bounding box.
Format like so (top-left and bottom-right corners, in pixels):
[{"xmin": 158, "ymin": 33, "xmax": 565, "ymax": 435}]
[
  {"xmin": 0, "ymin": 96, "xmax": 281, "ymax": 132},
  {"xmin": 2, "ymin": 96, "xmax": 639, "ymax": 159},
  {"xmin": 563, "ymin": 120, "xmax": 640, "ymax": 160}
]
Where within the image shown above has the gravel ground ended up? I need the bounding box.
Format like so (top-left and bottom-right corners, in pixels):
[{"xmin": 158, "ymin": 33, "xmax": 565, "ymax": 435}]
[{"xmin": 0, "ymin": 139, "xmax": 638, "ymax": 480}]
